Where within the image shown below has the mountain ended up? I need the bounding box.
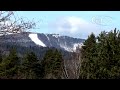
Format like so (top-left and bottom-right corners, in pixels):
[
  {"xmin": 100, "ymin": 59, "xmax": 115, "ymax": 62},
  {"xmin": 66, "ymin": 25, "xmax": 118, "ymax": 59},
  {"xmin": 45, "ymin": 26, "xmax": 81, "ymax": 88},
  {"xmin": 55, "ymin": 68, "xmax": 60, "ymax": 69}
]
[
  {"xmin": 0, "ymin": 32, "xmax": 85, "ymax": 51},
  {"xmin": 29, "ymin": 32, "xmax": 84, "ymax": 52},
  {"xmin": 0, "ymin": 32, "xmax": 85, "ymax": 59}
]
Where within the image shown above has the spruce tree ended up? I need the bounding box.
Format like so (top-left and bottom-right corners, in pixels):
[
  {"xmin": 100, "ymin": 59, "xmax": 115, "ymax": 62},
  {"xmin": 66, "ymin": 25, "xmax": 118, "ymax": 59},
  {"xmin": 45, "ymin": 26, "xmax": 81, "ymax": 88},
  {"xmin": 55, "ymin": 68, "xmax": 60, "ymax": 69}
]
[
  {"xmin": 96, "ymin": 28, "xmax": 120, "ymax": 79},
  {"xmin": 42, "ymin": 49, "xmax": 63, "ymax": 79},
  {"xmin": 80, "ymin": 33, "xmax": 97, "ymax": 79},
  {"xmin": 0, "ymin": 48, "xmax": 19, "ymax": 79},
  {"xmin": 22, "ymin": 51, "xmax": 43, "ymax": 79},
  {"xmin": 80, "ymin": 28, "xmax": 120, "ymax": 79}
]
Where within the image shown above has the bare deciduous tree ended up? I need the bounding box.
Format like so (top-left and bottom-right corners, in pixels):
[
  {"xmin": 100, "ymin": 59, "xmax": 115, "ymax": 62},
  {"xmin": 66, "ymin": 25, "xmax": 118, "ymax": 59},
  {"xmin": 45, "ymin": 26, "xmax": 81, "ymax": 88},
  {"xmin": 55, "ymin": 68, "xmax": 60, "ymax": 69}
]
[
  {"xmin": 0, "ymin": 11, "xmax": 36, "ymax": 35},
  {"xmin": 63, "ymin": 45, "xmax": 82, "ymax": 79}
]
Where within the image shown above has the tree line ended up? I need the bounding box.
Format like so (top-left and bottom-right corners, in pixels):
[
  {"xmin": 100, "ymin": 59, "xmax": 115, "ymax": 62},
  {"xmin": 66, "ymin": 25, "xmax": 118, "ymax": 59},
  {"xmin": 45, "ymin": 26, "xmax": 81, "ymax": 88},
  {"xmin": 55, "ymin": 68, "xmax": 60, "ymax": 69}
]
[{"xmin": 0, "ymin": 48, "xmax": 64, "ymax": 79}]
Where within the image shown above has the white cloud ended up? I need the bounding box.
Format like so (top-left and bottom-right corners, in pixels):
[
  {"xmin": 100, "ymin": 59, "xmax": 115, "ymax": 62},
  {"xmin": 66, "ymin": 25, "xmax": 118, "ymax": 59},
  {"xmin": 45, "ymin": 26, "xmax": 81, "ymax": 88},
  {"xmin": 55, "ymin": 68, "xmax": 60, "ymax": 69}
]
[{"xmin": 49, "ymin": 16, "xmax": 102, "ymax": 39}]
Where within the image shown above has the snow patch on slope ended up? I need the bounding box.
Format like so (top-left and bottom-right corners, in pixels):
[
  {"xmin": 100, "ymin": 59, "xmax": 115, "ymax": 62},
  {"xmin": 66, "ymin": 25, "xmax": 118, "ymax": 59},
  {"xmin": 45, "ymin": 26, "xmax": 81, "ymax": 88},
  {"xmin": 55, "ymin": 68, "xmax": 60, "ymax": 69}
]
[
  {"xmin": 60, "ymin": 44, "xmax": 73, "ymax": 52},
  {"xmin": 29, "ymin": 33, "xmax": 46, "ymax": 47},
  {"xmin": 46, "ymin": 34, "xmax": 50, "ymax": 41},
  {"xmin": 73, "ymin": 43, "xmax": 84, "ymax": 51},
  {"xmin": 45, "ymin": 34, "xmax": 52, "ymax": 46},
  {"xmin": 52, "ymin": 34, "xmax": 60, "ymax": 38},
  {"xmin": 60, "ymin": 43, "xmax": 84, "ymax": 52}
]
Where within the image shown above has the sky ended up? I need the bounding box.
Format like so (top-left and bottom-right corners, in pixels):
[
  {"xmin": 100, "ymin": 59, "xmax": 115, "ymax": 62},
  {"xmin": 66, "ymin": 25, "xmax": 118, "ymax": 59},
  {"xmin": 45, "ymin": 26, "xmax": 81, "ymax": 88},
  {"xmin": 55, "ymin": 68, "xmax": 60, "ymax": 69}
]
[{"xmin": 14, "ymin": 11, "xmax": 120, "ymax": 39}]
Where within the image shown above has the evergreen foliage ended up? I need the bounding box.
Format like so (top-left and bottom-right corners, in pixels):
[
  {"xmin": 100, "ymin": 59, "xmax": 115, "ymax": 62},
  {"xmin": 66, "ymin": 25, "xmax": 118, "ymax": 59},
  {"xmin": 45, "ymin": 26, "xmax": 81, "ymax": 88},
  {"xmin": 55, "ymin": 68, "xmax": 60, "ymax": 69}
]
[
  {"xmin": 0, "ymin": 48, "xmax": 19, "ymax": 79},
  {"xmin": 80, "ymin": 28, "xmax": 120, "ymax": 79},
  {"xmin": 42, "ymin": 49, "xmax": 63, "ymax": 79}
]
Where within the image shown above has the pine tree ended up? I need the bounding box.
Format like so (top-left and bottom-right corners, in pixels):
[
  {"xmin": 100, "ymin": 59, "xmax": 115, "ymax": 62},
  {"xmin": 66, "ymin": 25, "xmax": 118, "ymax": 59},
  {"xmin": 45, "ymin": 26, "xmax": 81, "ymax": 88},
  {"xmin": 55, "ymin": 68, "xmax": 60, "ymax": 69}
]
[
  {"xmin": 22, "ymin": 51, "xmax": 43, "ymax": 79},
  {"xmin": 0, "ymin": 48, "xmax": 19, "ymax": 79},
  {"xmin": 96, "ymin": 28, "xmax": 120, "ymax": 79},
  {"xmin": 42, "ymin": 49, "xmax": 63, "ymax": 79},
  {"xmin": 80, "ymin": 28, "xmax": 120, "ymax": 79},
  {"xmin": 80, "ymin": 33, "xmax": 97, "ymax": 79}
]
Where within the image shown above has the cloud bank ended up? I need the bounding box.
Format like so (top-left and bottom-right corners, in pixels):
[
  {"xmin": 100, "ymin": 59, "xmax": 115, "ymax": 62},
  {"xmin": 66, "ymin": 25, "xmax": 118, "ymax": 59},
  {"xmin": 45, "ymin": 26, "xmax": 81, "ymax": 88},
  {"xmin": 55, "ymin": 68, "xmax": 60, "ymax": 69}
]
[{"xmin": 49, "ymin": 16, "xmax": 102, "ymax": 39}]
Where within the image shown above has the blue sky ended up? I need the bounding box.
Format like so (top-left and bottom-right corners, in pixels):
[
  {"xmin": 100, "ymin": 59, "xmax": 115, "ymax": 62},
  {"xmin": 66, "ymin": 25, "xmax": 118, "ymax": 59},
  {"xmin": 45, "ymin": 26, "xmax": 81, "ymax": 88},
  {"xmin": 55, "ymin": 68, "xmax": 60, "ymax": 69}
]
[{"xmin": 15, "ymin": 11, "xmax": 120, "ymax": 39}]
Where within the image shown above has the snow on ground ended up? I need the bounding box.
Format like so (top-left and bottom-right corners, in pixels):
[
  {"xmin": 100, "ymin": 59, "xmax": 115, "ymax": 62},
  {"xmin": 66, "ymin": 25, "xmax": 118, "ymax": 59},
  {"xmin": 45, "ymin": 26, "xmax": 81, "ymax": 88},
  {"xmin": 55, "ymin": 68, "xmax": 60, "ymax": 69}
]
[
  {"xmin": 52, "ymin": 34, "xmax": 60, "ymax": 38},
  {"xmin": 29, "ymin": 33, "xmax": 46, "ymax": 47},
  {"xmin": 45, "ymin": 34, "xmax": 50, "ymax": 41},
  {"xmin": 73, "ymin": 43, "xmax": 84, "ymax": 51},
  {"xmin": 60, "ymin": 44, "xmax": 73, "ymax": 52},
  {"xmin": 60, "ymin": 43, "xmax": 84, "ymax": 52}
]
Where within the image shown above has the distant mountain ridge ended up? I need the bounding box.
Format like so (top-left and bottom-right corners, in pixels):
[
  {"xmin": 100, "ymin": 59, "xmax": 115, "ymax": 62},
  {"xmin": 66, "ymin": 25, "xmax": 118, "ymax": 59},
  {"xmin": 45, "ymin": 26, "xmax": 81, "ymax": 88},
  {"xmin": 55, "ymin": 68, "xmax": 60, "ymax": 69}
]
[{"xmin": 0, "ymin": 32, "xmax": 85, "ymax": 52}]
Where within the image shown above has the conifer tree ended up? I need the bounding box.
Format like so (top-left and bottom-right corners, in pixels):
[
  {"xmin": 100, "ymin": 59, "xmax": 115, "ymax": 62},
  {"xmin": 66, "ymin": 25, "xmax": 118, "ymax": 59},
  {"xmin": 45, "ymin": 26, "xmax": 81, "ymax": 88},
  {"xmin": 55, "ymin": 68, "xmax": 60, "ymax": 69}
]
[
  {"xmin": 80, "ymin": 33, "xmax": 97, "ymax": 79},
  {"xmin": 80, "ymin": 28, "xmax": 120, "ymax": 79},
  {"xmin": 42, "ymin": 49, "xmax": 63, "ymax": 79},
  {"xmin": 0, "ymin": 48, "xmax": 19, "ymax": 79},
  {"xmin": 22, "ymin": 52, "xmax": 38, "ymax": 79},
  {"xmin": 21, "ymin": 51, "xmax": 45, "ymax": 79}
]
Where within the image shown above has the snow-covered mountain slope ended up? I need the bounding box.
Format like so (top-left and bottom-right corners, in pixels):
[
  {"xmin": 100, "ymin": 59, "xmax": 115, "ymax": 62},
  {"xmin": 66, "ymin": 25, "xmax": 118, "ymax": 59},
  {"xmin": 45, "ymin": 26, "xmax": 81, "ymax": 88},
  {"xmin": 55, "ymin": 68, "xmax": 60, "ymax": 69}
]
[
  {"xmin": 0, "ymin": 32, "xmax": 85, "ymax": 52},
  {"xmin": 29, "ymin": 33, "xmax": 46, "ymax": 47},
  {"xmin": 36, "ymin": 33, "xmax": 84, "ymax": 52}
]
